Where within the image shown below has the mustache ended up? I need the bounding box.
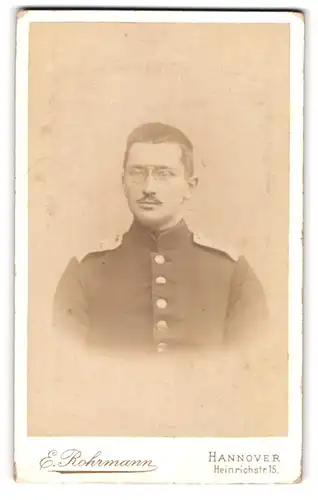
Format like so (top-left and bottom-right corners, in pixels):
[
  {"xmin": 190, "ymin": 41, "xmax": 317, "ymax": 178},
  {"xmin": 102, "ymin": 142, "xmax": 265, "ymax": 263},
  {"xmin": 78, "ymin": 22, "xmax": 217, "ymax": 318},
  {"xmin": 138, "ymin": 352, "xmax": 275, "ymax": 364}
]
[{"xmin": 137, "ymin": 196, "xmax": 163, "ymax": 205}]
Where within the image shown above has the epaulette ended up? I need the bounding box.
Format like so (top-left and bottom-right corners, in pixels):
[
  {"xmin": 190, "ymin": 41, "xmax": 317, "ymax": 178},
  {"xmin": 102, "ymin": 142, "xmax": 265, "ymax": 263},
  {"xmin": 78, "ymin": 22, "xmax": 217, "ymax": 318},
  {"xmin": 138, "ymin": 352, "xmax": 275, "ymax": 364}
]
[
  {"xmin": 78, "ymin": 234, "xmax": 123, "ymax": 262},
  {"xmin": 99, "ymin": 234, "xmax": 123, "ymax": 251},
  {"xmin": 192, "ymin": 232, "xmax": 239, "ymax": 262}
]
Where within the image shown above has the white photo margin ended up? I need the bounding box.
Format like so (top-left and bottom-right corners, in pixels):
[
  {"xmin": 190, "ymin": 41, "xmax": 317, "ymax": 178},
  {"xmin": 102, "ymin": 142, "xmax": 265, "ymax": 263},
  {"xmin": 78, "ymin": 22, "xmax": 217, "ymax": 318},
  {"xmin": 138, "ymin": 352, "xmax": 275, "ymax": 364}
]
[{"xmin": 14, "ymin": 9, "xmax": 304, "ymax": 484}]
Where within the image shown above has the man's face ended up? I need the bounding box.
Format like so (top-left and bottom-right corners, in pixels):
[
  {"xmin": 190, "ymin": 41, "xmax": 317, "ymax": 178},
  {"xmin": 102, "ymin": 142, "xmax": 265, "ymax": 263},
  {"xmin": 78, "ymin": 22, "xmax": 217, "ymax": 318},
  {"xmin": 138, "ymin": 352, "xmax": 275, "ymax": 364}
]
[{"xmin": 123, "ymin": 142, "xmax": 197, "ymax": 230}]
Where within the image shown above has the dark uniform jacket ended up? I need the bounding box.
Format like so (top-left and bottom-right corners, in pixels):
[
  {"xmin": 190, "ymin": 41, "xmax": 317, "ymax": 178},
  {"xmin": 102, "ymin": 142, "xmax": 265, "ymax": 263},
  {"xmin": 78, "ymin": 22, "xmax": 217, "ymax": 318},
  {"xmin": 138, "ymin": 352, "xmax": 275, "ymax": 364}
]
[{"xmin": 53, "ymin": 219, "xmax": 269, "ymax": 353}]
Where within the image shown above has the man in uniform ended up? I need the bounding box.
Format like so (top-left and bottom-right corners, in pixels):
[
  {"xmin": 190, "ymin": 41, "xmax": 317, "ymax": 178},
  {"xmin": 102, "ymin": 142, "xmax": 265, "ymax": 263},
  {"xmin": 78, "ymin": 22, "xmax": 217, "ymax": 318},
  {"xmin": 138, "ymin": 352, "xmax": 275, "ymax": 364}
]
[{"xmin": 53, "ymin": 122, "xmax": 268, "ymax": 354}]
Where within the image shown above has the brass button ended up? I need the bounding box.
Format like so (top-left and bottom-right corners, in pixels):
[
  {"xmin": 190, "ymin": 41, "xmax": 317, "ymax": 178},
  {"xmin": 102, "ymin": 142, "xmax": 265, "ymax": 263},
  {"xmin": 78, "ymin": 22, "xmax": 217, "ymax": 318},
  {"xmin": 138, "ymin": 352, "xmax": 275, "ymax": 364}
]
[
  {"xmin": 156, "ymin": 276, "xmax": 166, "ymax": 285},
  {"xmin": 156, "ymin": 298, "xmax": 167, "ymax": 309},
  {"xmin": 157, "ymin": 342, "xmax": 167, "ymax": 353},
  {"xmin": 156, "ymin": 320, "xmax": 168, "ymax": 331},
  {"xmin": 154, "ymin": 254, "xmax": 165, "ymax": 264}
]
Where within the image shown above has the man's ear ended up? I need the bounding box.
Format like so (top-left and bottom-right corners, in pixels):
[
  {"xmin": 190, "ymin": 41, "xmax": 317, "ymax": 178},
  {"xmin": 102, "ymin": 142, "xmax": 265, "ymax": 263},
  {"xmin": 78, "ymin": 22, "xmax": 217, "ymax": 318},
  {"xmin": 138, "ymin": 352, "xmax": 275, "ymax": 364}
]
[{"xmin": 185, "ymin": 176, "xmax": 199, "ymax": 199}]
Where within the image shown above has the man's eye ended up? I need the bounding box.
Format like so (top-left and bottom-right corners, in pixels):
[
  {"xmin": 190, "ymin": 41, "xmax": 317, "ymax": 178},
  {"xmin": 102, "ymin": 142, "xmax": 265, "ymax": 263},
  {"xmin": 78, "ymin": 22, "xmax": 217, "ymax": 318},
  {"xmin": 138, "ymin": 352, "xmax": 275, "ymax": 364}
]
[
  {"xmin": 156, "ymin": 170, "xmax": 175, "ymax": 178},
  {"xmin": 129, "ymin": 169, "xmax": 144, "ymax": 177}
]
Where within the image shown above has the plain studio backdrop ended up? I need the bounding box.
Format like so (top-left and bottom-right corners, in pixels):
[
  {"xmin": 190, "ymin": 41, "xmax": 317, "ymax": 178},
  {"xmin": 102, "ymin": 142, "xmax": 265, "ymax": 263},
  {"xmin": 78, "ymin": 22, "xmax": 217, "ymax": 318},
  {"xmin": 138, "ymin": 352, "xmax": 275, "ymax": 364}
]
[{"xmin": 27, "ymin": 22, "xmax": 289, "ymax": 437}]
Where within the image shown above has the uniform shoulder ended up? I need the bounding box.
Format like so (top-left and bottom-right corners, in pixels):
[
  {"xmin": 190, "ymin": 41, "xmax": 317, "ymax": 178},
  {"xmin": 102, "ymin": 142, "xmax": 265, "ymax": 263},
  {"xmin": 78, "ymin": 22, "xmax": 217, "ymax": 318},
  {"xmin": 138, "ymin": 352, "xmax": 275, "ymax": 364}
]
[
  {"xmin": 79, "ymin": 234, "xmax": 123, "ymax": 263},
  {"xmin": 192, "ymin": 232, "xmax": 240, "ymax": 262}
]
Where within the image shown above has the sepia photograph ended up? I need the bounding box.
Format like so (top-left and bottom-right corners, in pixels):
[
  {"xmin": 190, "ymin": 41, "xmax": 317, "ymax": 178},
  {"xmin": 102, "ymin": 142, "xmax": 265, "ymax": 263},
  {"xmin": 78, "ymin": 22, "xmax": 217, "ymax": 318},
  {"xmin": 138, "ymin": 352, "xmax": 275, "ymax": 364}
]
[{"xmin": 15, "ymin": 9, "xmax": 303, "ymax": 483}]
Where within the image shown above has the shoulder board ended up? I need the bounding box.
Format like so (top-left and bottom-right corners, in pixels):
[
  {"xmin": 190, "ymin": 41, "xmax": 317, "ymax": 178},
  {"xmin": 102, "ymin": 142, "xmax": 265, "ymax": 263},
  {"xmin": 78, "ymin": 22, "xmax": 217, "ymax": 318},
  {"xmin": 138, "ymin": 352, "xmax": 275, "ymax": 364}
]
[
  {"xmin": 78, "ymin": 234, "xmax": 123, "ymax": 262},
  {"xmin": 99, "ymin": 234, "xmax": 123, "ymax": 251},
  {"xmin": 192, "ymin": 232, "xmax": 239, "ymax": 262}
]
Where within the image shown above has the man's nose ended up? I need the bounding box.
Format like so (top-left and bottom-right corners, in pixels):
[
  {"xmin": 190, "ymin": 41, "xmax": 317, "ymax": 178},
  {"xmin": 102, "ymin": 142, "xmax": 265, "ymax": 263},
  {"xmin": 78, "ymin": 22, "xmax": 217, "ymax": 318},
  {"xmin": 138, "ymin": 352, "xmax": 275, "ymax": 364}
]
[{"xmin": 142, "ymin": 172, "xmax": 157, "ymax": 194}]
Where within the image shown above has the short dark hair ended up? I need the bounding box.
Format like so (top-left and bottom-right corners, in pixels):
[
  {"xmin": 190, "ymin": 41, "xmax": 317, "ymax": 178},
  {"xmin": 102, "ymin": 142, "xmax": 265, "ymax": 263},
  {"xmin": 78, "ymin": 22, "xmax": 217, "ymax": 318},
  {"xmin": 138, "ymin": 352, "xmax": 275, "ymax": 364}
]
[{"xmin": 123, "ymin": 122, "xmax": 194, "ymax": 177}]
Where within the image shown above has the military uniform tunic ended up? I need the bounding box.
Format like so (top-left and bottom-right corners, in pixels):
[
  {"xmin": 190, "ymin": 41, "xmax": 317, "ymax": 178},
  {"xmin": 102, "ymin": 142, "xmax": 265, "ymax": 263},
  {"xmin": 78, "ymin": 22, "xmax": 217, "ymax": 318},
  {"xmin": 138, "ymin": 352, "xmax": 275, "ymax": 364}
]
[{"xmin": 53, "ymin": 220, "xmax": 268, "ymax": 352}]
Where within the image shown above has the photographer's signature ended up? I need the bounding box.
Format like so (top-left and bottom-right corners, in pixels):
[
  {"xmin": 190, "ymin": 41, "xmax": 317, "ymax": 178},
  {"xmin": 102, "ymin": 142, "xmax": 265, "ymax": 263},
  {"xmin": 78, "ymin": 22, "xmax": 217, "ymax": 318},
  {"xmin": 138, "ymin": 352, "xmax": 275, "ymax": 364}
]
[{"xmin": 40, "ymin": 449, "xmax": 158, "ymax": 474}]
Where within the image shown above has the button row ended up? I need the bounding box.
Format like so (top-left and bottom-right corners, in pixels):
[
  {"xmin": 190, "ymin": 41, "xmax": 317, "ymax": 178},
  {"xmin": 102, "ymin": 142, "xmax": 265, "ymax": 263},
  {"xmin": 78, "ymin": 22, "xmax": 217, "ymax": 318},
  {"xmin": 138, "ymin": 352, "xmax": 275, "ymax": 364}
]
[{"xmin": 154, "ymin": 254, "xmax": 168, "ymax": 353}]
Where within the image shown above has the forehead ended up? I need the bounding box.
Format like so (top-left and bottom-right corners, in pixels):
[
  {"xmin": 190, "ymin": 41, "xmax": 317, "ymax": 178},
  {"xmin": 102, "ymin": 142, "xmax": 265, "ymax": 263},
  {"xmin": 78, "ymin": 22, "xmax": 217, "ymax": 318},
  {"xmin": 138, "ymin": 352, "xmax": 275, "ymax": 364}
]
[{"xmin": 126, "ymin": 142, "xmax": 183, "ymax": 167}]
